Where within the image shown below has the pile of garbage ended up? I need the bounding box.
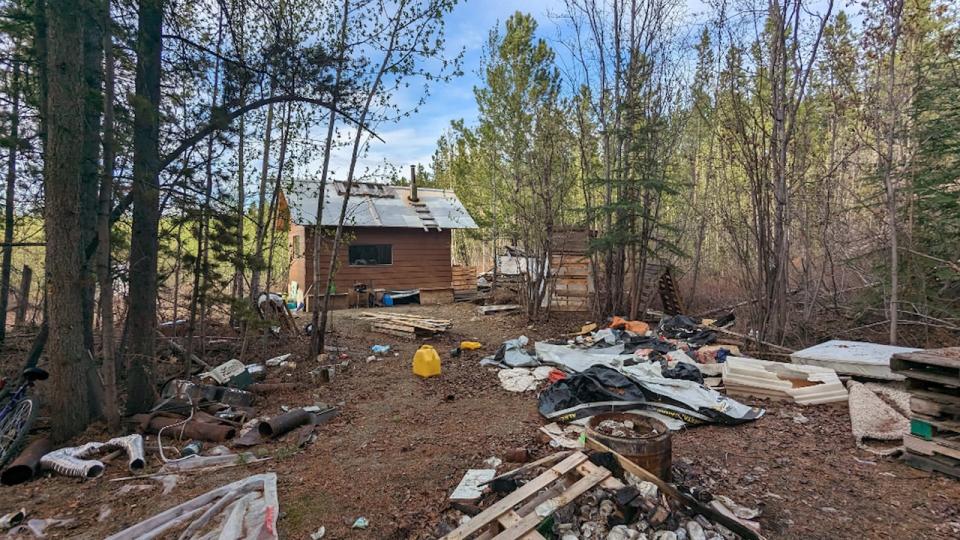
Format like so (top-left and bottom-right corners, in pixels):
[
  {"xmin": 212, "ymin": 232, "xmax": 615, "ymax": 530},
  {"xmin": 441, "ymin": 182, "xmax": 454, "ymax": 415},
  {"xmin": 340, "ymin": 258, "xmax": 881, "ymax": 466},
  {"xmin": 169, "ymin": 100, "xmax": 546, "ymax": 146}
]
[{"xmin": 480, "ymin": 314, "xmax": 766, "ymax": 430}]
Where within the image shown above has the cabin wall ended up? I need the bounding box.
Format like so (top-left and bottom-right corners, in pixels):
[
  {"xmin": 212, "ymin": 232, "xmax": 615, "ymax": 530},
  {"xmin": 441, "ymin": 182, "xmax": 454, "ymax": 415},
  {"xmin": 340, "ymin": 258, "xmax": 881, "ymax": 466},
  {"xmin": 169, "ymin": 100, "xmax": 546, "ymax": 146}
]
[{"xmin": 289, "ymin": 226, "xmax": 453, "ymax": 308}]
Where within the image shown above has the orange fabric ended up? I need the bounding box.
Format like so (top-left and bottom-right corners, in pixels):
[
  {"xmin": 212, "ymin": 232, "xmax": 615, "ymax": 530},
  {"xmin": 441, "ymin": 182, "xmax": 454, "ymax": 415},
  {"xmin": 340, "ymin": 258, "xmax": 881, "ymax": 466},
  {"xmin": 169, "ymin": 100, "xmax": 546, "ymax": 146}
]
[{"xmin": 610, "ymin": 316, "xmax": 650, "ymax": 334}]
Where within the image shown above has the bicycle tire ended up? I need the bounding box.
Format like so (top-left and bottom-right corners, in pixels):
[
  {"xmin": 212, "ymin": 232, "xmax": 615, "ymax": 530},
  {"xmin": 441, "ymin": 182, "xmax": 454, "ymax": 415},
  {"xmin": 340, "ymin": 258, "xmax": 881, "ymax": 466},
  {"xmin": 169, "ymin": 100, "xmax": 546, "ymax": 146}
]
[{"xmin": 0, "ymin": 397, "xmax": 38, "ymax": 469}]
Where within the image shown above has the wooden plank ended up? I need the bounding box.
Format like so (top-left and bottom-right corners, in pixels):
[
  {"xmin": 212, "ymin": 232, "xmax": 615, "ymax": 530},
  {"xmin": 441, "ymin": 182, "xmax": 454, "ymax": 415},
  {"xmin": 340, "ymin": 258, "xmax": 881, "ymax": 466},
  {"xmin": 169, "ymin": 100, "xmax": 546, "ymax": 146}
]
[
  {"xmin": 904, "ymin": 451, "xmax": 960, "ymax": 479},
  {"xmin": 893, "ymin": 348, "xmax": 960, "ymax": 370},
  {"xmin": 911, "ymin": 395, "xmax": 960, "ymax": 418},
  {"xmin": 904, "ymin": 434, "xmax": 960, "ymax": 461},
  {"xmin": 442, "ymin": 452, "xmax": 589, "ymax": 540},
  {"xmin": 491, "ymin": 467, "xmax": 610, "ymax": 540},
  {"xmin": 897, "ymin": 368, "xmax": 960, "ymax": 387},
  {"xmin": 495, "ymin": 511, "xmax": 546, "ymax": 540}
]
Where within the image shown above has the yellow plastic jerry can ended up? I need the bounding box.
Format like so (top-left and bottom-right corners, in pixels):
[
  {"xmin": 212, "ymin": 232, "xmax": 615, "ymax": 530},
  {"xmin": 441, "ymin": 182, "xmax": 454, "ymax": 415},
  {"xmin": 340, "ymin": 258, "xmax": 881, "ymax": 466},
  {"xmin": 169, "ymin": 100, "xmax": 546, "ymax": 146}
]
[{"xmin": 412, "ymin": 345, "xmax": 441, "ymax": 378}]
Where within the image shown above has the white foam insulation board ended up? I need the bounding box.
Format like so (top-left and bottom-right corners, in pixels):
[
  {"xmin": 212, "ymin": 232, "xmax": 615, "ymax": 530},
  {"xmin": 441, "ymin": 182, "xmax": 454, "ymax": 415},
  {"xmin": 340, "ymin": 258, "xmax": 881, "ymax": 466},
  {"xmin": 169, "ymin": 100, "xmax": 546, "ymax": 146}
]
[
  {"xmin": 722, "ymin": 356, "xmax": 848, "ymax": 405},
  {"xmin": 789, "ymin": 340, "xmax": 921, "ymax": 380}
]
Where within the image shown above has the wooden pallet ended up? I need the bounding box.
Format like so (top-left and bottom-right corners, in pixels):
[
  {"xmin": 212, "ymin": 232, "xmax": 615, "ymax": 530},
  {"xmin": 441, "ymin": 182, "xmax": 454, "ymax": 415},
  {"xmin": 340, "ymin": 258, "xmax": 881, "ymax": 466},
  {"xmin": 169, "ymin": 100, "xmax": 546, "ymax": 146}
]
[
  {"xmin": 441, "ymin": 452, "xmax": 616, "ymax": 540},
  {"xmin": 903, "ymin": 450, "xmax": 960, "ymax": 479},
  {"xmin": 904, "ymin": 434, "xmax": 960, "ymax": 461},
  {"xmin": 893, "ymin": 348, "xmax": 960, "ymax": 397},
  {"xmin": 357, "ymin": 311, "xmax": 452, "ymax": 337}
]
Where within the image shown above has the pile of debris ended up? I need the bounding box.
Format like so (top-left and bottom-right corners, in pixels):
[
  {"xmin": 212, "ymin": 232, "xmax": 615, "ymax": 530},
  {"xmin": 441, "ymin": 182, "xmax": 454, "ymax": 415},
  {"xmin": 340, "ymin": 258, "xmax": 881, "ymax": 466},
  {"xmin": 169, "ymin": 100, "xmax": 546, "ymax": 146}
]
[
  {"xmin": 439, "ymin": 446, "xmax": 762, "ymax": 540},
  {"xmin": 356, "ymin": 310, "xmax": 452, "ymax": 338},
  {"xmin": 0, "ymin": 348, "xmax": 343, "ymax": 538}
]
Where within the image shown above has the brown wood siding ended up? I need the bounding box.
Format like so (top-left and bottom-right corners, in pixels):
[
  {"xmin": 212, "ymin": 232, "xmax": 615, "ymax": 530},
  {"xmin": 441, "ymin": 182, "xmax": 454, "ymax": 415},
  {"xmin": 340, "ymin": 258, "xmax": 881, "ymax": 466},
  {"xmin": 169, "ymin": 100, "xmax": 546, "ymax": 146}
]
[
  {"xmin": 299, "ymin": 226, "xmax": 453, "ymax": 295},
  {"xmin": 451, "ymin": 265, "xmax": 477, "ymax": 292}
]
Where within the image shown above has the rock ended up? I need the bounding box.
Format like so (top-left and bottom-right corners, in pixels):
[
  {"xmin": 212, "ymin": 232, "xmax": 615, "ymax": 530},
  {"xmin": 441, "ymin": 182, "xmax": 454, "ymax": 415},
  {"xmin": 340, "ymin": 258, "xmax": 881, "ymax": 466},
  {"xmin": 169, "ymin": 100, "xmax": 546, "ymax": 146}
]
[
  {"xmin": 637, "ymin": 481, "xmax": 659, "ymax": 499},
  {"xmin": 694, "ymin": 515, "xmax": 713, "ymax": 529},
  {"xmin": 581, "ymin": 522, "xmax": 603, "ymax": 539},
  {"xmin": 652, "ymin": 531, "xmax": 677, "ymax": 540},
  {"xmin": 503, "ymin": 448, "xmax": 529, "ymax": 463},
  {"xmin": 820, "ymin": 507, "xmax": 839, "ymax": 513},
  {"xmin": 714, "ymin": 524, "xmax": 737, "ymax": 540},
  {"xmin": 561, "ymin": 534, "xmax": 580, "ymax": 540},
  {"xmin": 648, "ymin": 505, "xmax": 671, "ymax": 527},
  {"xmin": 674, "ymin": 526, "xmax": 688, "ymax": 540},
  {"xmin": 686, "ymin": 520, "xmax": 706, "ymax": 540},
  {"xmin": 600, "ymin": 500, "xmax": 617, "ymax": 517},
  {"xmin": 607, "ymin": 525, "xmax": 637, "ymax": 540}
]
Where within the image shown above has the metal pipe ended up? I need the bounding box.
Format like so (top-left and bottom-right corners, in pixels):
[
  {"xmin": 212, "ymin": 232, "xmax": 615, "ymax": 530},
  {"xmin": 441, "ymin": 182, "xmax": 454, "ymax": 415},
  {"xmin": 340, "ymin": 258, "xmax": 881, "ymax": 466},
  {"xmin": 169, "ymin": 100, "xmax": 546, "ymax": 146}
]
[
  {"xmin": 132, "ymin": 414, "xmax": 237, "ymax": 442},
  {"xmin": 409, "ymin": 164, "xmax": 418, "ymax": 201},
  {"xmin": 1, "ymin": 438, "xmax": 52, "ymax": 485},
  {"xmin": 258, "ymin": 408, "xmax": 311, "ymax": 438}
]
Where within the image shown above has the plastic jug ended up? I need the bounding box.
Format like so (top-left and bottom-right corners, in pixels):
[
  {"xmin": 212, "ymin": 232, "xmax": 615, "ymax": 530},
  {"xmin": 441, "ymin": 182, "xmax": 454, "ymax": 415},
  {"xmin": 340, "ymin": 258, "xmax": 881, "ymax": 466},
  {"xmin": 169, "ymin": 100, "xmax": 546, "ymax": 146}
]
[{"xmin": 412, "ymin": 345, "xmax": 441, "ymax": 378}]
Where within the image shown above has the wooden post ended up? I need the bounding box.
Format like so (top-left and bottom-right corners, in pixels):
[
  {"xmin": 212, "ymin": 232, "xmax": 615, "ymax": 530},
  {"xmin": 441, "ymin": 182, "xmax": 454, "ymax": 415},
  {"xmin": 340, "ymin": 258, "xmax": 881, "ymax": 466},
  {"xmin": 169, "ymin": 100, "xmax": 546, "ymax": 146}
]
[{"xmin": 14, "ymin": 264, "xmax": 31, "ymax": 326}]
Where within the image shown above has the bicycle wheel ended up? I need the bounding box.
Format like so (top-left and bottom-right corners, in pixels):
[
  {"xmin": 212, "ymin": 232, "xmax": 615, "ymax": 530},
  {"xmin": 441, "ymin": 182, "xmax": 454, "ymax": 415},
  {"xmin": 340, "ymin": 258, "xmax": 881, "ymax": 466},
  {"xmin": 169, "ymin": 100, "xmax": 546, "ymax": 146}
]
[{"xmin": 0, "ymin": 397, "xmax": 37, "ymax": 468}]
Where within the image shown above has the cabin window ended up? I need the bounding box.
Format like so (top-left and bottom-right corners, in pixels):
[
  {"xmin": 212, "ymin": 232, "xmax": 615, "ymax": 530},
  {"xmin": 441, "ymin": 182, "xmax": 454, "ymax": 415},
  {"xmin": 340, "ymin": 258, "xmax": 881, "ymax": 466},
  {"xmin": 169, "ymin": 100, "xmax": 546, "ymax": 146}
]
[
  {"xmin": 292, "ymin": 235, "xmax": 302, "ymax": 258},
  {"xmin": 349, "ymin": 244, "xmax": 392, "ymax": 265}
]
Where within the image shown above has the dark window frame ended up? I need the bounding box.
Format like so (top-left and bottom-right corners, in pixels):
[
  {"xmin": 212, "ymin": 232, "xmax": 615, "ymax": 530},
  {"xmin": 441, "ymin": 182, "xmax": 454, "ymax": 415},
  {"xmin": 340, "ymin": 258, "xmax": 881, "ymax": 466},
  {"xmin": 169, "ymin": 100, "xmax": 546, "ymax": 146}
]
[{"xmin": 348, "ymin": 244, "xmax": 393, "ymax": 266}]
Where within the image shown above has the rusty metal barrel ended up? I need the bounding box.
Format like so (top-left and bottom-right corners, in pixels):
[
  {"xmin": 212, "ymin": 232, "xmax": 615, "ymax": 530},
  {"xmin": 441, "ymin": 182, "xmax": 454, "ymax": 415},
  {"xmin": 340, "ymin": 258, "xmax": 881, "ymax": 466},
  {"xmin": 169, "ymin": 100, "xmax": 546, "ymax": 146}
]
[{"xmin": 586, "ymin": 412, "xmax": 672, "ymax": 481}]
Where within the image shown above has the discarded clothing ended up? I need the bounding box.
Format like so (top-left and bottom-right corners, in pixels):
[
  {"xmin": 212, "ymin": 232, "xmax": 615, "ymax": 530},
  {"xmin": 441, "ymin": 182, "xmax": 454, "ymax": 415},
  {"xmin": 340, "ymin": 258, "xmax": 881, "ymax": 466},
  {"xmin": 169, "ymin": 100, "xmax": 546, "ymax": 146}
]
[
  {"xmin": 481, "ymin": 336, "xmax": 539, "ymax": 368},
  {"xmin": 658, "ymin": 315, "xmax": 716, "ymax": 347},
  {"xmin": 609, "ymin": 316, "xmax": 650, "ymax": 335},
  {"xmin": 498, "ymin": 368, "xmax": 540, "ymax": 392},
  {"xmin": 662, "ymin": 361, "xmax": 704, "ymax": 384}
]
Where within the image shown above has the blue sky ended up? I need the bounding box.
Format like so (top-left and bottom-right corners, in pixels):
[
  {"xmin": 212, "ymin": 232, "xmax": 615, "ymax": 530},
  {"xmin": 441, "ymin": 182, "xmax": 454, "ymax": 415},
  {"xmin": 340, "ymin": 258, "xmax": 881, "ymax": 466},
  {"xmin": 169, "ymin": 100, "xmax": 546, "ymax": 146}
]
[{"xmin": 315, "ymin": 0, "xmax": 722, "ymax": 180}]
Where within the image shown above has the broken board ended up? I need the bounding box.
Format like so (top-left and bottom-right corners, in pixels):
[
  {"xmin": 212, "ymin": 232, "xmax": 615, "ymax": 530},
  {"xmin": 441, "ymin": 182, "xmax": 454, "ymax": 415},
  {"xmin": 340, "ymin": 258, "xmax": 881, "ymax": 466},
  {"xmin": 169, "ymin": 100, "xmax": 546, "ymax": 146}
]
[{"xmin": 450, "ymin": 469, "xmax": 497, "ymax": 502}]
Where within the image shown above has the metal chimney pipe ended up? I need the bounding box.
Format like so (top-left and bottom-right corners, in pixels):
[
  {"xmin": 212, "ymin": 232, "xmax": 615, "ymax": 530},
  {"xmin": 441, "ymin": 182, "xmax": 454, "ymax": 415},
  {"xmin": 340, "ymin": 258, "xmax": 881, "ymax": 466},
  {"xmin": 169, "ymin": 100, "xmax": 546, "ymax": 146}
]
[{"xmin": 409, "ymin": 164, "xmax": 418, "ymax": 202}]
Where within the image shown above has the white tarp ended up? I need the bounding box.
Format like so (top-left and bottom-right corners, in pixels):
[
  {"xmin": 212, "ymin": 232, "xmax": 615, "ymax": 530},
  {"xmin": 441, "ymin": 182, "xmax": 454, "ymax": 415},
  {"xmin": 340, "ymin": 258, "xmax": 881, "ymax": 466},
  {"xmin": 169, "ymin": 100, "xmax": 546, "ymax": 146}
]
[{"xmin": 790, "ymin": 340, "xmax": 921, "ymax": 380}]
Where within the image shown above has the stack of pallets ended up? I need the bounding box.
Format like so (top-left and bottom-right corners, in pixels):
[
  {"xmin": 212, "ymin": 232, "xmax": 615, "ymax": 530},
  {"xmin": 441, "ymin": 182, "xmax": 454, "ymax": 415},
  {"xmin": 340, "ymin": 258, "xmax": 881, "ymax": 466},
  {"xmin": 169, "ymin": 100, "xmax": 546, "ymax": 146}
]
[
  {"xmin": 891, "ymin": 347, "xmax": 960, "ymax": 478},
  {"xmin": 356, "ymin": 311, "xmax": 452, "ymax": 338}
]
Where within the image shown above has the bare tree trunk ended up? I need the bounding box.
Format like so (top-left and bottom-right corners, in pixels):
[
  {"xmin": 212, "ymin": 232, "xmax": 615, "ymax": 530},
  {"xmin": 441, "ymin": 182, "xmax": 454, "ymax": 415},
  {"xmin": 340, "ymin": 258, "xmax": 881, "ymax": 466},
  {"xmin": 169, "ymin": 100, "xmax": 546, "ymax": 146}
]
[
  {"xmin": 232, "ymin": 115, "xmax": 246, "ymax": 325},
  {"xmin": 125, "ymin": 0, "xmax": 163, "ymax": 415},
  {"xmin": 0, "ymin": 57, "xmax": 20, "ymax": 346},
  {"xmin": 185, "ymin": 9, "xmax": 223, "ymax": 375},
  {"xmin": 249, "ymin": 93, "xmax": 275, "ymax": 301},
  {"xmin": 318, "ymin": 5, "xmax": 404, "ymax": 353},
  {"xmin": 265, "ymin": 103, "xmax": 293, "ymax": 293},
  {"xmin": 309, "ymin": 0, "xmax": 349, "ymax": 360},
  {"xmin": 882, "ymin": 0, "xmax": 904, "ymax": 344},
  {"xmin": 43, "ymin": 0, "xmax": 92, "ymax": 441},
  {"xmin": 97, "ymin": 0, "xmax": 120, "ymax": 430}
]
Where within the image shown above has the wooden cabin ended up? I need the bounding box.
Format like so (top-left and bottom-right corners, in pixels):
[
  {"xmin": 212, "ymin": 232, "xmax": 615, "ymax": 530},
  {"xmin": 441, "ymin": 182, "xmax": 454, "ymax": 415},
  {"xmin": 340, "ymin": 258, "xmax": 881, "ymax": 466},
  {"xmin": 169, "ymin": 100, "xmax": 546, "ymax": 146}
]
[{"xmin": 281, "ymin": 180, "xmax": 477, "ymax": 310}]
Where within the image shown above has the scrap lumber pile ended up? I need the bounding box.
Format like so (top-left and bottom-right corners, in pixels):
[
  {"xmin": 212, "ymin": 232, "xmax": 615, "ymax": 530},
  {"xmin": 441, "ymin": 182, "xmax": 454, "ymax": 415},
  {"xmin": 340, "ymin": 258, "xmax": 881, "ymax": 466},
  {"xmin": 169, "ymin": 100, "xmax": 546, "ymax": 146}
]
[
  {"xmin": 892, "ymin": 347, "xmax": 960, "ymax": 478},
  {"xmin": 439, "ymin": 443, "xmax": 762, "ymax": 540},
  {"xmin": 357, "ymin": 311, "xmax": 453, "ymax": 338}
]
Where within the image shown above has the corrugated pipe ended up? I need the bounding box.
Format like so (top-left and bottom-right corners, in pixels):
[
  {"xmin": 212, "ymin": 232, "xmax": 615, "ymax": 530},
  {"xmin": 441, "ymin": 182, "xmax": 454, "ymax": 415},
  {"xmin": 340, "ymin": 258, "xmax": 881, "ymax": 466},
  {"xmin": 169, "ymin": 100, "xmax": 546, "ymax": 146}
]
[{"xmin": 40, "ymin": 434, "xmax": 146, "ymax": 479}]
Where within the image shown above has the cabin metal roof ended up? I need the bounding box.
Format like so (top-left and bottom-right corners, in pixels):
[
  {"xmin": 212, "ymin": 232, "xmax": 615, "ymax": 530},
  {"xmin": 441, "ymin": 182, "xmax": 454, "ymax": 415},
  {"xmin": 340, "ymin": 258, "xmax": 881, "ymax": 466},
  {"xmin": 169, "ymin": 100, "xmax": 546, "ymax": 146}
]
[{"xmin": 284, "ymin": 181, "xmax": 478, "ymax": 230}]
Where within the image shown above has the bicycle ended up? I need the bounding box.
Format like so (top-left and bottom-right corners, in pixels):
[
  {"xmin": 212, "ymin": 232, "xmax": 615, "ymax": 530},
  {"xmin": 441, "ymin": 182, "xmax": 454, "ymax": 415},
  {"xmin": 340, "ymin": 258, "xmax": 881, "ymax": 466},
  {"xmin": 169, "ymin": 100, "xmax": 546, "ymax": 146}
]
[{"xmin": 0, "ymin": 366, "xmax": 48, "ymax": 468}]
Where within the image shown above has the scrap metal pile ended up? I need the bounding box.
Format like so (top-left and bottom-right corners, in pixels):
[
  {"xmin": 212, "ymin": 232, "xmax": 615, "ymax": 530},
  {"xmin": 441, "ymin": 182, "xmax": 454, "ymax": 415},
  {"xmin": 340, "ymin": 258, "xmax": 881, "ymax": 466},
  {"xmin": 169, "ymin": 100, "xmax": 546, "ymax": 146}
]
[{"xmin": 0, "ymin": 351, "xmax": 339, "ymax": 538}]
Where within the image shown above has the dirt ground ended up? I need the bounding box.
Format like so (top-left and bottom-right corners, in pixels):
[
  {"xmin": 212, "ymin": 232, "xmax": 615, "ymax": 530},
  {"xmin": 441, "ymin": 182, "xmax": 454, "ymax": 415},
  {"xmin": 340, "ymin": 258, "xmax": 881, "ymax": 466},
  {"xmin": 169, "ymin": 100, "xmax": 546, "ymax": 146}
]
[{"xmin": 1, "ymin": 303, "xmax": 959, "ymax": 539}]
